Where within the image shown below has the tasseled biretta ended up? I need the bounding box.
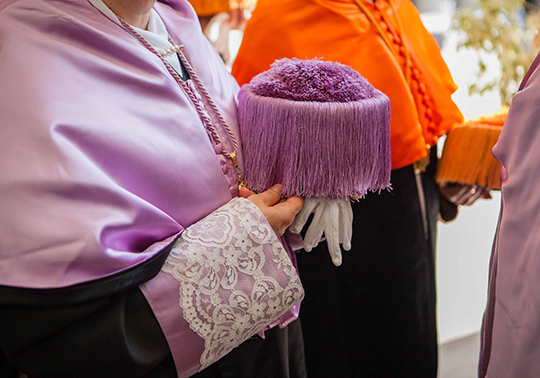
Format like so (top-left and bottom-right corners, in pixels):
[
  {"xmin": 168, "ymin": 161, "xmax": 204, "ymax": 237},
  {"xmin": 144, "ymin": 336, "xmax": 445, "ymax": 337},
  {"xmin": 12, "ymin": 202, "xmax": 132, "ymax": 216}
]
[
  {"xmin": 237, "ymin": 58, "xmax": 392, "ymax": 198},
  {"xmin": 436, "ymin": 107, "xmax": 508, "ymax": 190}
]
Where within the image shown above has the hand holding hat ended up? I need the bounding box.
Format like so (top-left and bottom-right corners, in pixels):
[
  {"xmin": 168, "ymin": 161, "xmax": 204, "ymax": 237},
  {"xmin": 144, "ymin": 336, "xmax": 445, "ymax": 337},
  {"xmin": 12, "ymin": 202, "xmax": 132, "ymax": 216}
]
[{"xmin": 237, "ymin": 58, "xmax": 391, "ymax": 266}]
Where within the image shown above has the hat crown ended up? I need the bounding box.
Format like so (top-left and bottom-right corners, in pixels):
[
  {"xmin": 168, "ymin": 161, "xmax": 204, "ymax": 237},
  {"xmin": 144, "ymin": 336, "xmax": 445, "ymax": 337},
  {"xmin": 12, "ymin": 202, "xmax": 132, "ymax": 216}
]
[{"xmin": 249, "ymin": 58, "xmax": 375, "ymax": 103}]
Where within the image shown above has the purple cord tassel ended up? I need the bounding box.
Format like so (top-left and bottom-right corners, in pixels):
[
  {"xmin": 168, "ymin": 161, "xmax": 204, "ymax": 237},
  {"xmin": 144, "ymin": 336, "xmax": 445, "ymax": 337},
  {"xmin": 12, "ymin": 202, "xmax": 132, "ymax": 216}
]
[{"xmin": 237, "ymin": 58, "xmax": 392, "ymax": 198}]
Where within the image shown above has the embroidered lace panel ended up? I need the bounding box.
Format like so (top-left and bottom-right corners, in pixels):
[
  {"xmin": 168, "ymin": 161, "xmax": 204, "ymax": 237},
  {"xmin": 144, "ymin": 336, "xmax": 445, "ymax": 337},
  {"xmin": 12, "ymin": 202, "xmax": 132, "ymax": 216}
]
[{"xmin": 162, "ymin": 197, "xmax": 304, "ymax": 370}]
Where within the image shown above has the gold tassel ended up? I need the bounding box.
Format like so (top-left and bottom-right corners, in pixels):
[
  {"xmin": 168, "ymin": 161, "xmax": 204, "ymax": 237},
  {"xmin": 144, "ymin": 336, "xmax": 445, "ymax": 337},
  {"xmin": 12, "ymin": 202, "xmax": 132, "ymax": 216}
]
[{"xmin": 436, "ymin": 107, "xmax": 508, "ymax": 190}]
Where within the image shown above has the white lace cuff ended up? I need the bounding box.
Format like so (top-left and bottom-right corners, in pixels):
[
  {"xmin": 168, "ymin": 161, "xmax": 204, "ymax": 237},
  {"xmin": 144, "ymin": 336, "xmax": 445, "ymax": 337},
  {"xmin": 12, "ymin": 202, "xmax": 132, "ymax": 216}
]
[{"xmin": 161, "ymin": 197, "xmax": 304, "ymax": 371}]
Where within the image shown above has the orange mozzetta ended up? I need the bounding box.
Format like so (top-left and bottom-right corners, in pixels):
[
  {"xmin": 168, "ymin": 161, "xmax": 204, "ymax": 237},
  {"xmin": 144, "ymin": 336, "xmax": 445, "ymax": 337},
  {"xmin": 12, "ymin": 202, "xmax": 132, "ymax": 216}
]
[
  {"xmin": 232, "ymin": 0, "xmax": 464, "ymax": 169},
  {"xmin": 188, "ymin": 0, "xmax": 230, "ymax": 16},
  {"xmin": 188, "ymin": 0, "xmax": 255, "ymax": 16}
]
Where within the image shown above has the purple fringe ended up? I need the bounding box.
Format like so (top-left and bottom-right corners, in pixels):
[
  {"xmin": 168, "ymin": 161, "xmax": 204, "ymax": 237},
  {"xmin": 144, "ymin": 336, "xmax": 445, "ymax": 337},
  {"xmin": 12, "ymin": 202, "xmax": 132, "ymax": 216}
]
[{"xmin": 238, "ymin": 86, "xmax": 392, "ymax": 198}]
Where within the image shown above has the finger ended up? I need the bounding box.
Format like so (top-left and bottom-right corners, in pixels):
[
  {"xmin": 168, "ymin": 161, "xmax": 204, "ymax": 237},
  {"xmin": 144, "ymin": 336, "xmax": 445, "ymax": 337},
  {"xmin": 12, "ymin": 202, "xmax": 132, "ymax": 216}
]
[
  {"xmin": 290, "ymin": 198, "xmax": 318, "ymax": 234},
  {"xmin": 229, "ymin": 9, "xmax": 242, "ymax": 29},
  {"xmin": 229, "ymin": 9, "xmax": 237, "ymax": 27},
  {"xmin": 273, "ymin": 197, "xmax": 304, "ymax": 231},
  {"xmin": 481, "ymin": 188, "xmax": 492, "ymax": 199},
  {"xmin": 280, "ymin": 197, "xmax": 304, "ymax": 231},
  {"xmin": 449, "ymin": 185, "xmax": 478, "ymax": 206},
  {"xmin": 461, "ymin": 185, "xmax": 484, "ymax": 205},
  {"xmin": 338, "ymin": 202, "xmax": 345, "ymax": 245},
  {"xmin": 264, "ymin": 196, "xmax": 304, "ymax": 235},
  {"xmin": 339, "ymin": 200, "xmax": 353, "ymax": 251},
  {"xmin": 304, "ymin": 201, "xmax": 326, "ymax": 252},
  {"xmin": 450, "ymin": 185, "xmax": 472, "ymax": 204},
  {"xmin": 325, "ymin": 201, "xmax": 342, "ymax": 266},
  {"xmin": 274, "ymin": 196, "xmax": 304, "ymax": 216},
  {"xmin": 464, "ymin": 186, "xmax": 485, "ymax": 206},
  {"xmin": 239, "ymin": 187, "xmax": 256, "ymax": 198},
  {"xmin": 252, "ymin": 184, "xmax": 282, "ymax": 207},
  {"xmin": 328, "ymin": 243, "xmax": 342, "ymax": 266},
  {"xmin": 304, "ymin": 225, "xmax": 324, "ymax": 251},
  {"xmin": 441, "ymin": 184, "xmax": 468, "ymax": 203}
]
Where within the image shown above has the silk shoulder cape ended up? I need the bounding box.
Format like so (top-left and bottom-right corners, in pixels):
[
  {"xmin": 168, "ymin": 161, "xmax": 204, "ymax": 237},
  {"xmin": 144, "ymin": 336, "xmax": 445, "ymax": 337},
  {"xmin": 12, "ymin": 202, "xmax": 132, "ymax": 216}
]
[{"xmin": 0, "ymin": 0, "xmax": 241, "ymax": 290}]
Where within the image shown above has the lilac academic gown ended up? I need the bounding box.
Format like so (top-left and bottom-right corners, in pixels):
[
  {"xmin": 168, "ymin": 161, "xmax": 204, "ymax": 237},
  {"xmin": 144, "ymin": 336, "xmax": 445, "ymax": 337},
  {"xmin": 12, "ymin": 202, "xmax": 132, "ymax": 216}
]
[
  {"xmin": 479, "ymin": 53, "xmax": 540, "ymax": 377},
  {"xmin": 0, "ymin": 0, "xmax": 302, "ymax": 376}
]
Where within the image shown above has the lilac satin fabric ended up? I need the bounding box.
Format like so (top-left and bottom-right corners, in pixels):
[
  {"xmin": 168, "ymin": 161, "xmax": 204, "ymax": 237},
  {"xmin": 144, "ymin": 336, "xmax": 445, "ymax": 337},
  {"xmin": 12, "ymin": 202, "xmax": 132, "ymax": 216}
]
[
  {"xmin": 0, "ymin": 0, "xmax": 242, "ymax": 288},
  {"xmin": 479, "ymin": 54, "xmax": 540, "ymax": 377},
  {"xmin": 0, "ymin": 1, "xmax": 302, "ymax": 374},
  {"xmin": 141, "ymin": 271, "xmax": 206, "ymax": 377}
]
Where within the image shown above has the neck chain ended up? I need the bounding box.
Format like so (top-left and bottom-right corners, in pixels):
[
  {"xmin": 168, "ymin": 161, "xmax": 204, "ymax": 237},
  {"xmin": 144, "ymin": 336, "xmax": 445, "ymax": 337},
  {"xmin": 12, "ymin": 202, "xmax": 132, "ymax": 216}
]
[
  {"xmin": 354, "ymin": 0, "xmax": 411, "ymax": 86},
  {"xmin": 117, "ymin": 18, "xmax": 245, "ymax": 188}
]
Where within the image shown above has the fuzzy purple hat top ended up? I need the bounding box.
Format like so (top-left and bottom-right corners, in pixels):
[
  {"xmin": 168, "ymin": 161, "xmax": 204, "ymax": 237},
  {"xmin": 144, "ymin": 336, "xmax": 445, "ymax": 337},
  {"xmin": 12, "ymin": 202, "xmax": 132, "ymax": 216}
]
[{"xmin": 237, "ymin": 58, "xmax": 392, "ymax": 198}]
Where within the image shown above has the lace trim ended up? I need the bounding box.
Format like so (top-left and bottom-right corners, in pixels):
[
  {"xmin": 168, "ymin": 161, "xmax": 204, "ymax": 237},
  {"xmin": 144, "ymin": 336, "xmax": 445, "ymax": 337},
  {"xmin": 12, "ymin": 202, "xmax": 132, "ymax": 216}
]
[{"xmin": 162, "ymin": 197, "xmax": 304, "ymax": 370}]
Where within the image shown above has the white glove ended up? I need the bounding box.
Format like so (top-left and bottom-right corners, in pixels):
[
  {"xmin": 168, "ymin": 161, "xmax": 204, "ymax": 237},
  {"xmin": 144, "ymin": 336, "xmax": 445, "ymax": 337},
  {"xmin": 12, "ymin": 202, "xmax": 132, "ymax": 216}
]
[{"xmin": 289, "ymin": 197, "xmax": 353, "ymax": 266}]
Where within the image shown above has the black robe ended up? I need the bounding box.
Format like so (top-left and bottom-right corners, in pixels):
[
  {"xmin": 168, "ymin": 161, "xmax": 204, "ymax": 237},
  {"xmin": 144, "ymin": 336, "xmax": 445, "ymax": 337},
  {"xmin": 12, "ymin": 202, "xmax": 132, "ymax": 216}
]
[{"xmin": 296, "ymin": 149, "xmax": 440, "ymax": 378}]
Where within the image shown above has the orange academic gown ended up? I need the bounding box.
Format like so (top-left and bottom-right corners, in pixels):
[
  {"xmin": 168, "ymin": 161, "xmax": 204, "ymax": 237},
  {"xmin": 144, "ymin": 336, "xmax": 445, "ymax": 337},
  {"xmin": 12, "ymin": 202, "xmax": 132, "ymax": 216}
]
[
  {"xmin": 233, "ymin": 1, "xmax": 463, "ymax": 377},
  {"xmin": 232, "ymin": 0, "xmax": 463, "ymax": 170}
]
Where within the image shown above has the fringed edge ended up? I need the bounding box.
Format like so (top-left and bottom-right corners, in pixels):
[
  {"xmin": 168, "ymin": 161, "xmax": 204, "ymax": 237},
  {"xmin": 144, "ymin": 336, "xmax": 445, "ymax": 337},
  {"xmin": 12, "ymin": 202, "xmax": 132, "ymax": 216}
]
[
  {"xmin": 237, "ymin": 86, "xmax": 392, "ymax": 198},
  {"xmin": 436, "ymin": 124, "xmax": 502, "ymax": 190}
]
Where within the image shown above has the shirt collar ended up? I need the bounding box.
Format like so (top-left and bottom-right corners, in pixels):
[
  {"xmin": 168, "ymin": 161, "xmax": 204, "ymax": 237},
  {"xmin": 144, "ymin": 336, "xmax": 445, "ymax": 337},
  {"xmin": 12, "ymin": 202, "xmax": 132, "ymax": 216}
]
[{"xmin": 86, "ymin": 0, "xmax": 169, "ymax": 40}]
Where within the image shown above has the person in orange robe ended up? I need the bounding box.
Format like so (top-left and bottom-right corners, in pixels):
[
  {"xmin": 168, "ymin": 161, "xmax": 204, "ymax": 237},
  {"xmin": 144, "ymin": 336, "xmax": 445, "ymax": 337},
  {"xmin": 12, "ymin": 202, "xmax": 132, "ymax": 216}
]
[
  {"xmin": 187, "ymin": 0, "xmax": 252, "ymax": 29},
  {"xmin": 233, "ymin": 1, "xmax": 466, "ymax": 377},
  {"xmin": 187, "ymin": 0, "xmax": 254, "ymax": 63}
]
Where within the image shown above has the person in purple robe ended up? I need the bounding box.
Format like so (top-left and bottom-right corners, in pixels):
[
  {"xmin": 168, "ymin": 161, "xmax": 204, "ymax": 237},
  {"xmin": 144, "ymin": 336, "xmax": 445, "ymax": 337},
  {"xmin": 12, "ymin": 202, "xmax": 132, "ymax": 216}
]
[
  {"xmin": 479, "ymin": 53, "xmax": 540, "ymax": 377},
  {"xmin": 0, "ymin": 0, "xmax": 306, "ymax": 377}
]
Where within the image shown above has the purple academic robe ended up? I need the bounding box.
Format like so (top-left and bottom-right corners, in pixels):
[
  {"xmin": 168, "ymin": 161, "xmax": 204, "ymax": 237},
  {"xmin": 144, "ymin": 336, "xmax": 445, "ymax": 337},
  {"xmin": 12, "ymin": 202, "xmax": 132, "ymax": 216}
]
[
  {"xmin": 0, "ymin": 0, "xmax": 302, "ymax": 376},
  {"xmin": 479, "ymin": 53, "xmax": 540, "ymax": 377}
]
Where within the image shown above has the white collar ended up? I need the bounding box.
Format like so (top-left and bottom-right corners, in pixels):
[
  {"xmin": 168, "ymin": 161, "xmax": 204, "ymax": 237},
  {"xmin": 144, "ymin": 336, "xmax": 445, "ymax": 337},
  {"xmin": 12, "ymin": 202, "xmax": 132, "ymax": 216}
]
[
  {"xmin": 86, "ymin": 0, "xmax": 189, "ymax": 77},
  {"xmin": 87, "ymin": 0, "xmax": 170, "ymax": 43}
]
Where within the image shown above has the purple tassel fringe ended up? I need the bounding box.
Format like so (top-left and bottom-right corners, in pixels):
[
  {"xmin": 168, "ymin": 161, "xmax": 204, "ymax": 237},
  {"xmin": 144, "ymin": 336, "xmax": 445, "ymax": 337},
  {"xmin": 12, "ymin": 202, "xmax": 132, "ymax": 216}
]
[{"xmin": 238, "ymin": 87, "xmax": 392, "ymax": 198}]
